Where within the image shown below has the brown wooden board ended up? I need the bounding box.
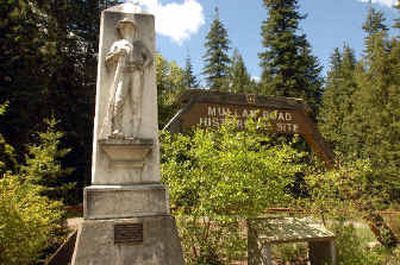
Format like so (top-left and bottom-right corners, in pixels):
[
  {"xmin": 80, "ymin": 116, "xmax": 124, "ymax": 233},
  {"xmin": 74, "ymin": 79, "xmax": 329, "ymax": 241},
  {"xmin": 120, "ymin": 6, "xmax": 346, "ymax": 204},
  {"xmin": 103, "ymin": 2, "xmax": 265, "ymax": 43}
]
[{"xmin": 164, "ymin": 90, "xmax": 334, "ymax": 167}]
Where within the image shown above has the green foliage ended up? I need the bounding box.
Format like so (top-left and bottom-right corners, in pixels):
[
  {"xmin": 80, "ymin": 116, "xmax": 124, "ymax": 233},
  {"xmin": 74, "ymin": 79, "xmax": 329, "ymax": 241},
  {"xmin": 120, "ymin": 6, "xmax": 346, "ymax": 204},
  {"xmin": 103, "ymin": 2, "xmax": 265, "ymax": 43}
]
[
  {"xmin": 156, "ymin": 53, "xmax": 187, "ymax": 128},
  {"xmin": 0, "ymin": 174, "xmax": 64, "ymax": 265},
  {"xmin": 319, "ymin": 45, "xmax": 357, "ymax": 152},
  {"xmin": 0, "ymin": 1, "xmax": 123, "ymax": 202},
  {"xmin": 271, "ymin": 243, "xmax": 308, "ymax": 264},
  {"xmin": 203, "ymin": 7, "xmax": 231, "ymax": 91},
  {"xmin": 229, "ymin": 49, "xmax": 256, "ymax": 93},
  {"xmin": 259, "ymin": 0, "xmax": 322, "ymax": 115},
  {"xmin": 330, "ymin": 221, "xmax": 400, "ymax": 265},
  {"xmin": 305, "ymin": 159, "xmax": 398, "ymax": 248},
  {"xmin": 305, "ymin": 160, "xmax": 378, "ymax": 210},
  {"xmin": 0, "ymin": 102, "xmax": 16, "ymax": 174},
  {"xmin": 319, "ymin": 7, "xmax": 400, "ymax": 204},
  {"xmin": 362, "ymin": 7, "xmax": 388, "ymax": 36},
  {"xmin": 333, "ymin": 222, "xmax": 379, "ymax": 265},
  {"xmin": 161, "ymin": 117, "xmax": 305, "ymax": 262},
  {"xmin": 21, "ymin": 118, "xmax": 74, "ymax": 202},
  {"xmin": 183, "ymin": 55, "xmax": 200, "ymax": 89},
  {"xmin": 0, "ymin": 118, "xmax": 66, "ymax": 264}
]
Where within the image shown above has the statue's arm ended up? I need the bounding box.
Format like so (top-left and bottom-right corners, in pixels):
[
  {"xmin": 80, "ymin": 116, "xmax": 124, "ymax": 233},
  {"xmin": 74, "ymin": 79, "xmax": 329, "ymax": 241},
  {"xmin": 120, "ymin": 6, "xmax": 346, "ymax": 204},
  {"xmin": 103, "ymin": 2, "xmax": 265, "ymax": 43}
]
[
  {"xmin": 143, "ymin": 46, "xmax": 154, "ymax": 69},
  {"xmin": 105, "ymin": 43, "xmax": 123, "ymax": 66}
]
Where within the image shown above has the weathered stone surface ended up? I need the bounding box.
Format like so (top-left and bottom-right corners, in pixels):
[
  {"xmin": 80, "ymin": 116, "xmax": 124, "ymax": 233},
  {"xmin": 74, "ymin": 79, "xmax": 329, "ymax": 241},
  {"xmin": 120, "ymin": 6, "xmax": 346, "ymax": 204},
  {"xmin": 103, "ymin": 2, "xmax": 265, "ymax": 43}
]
[
  {"xmin": 72, "ymin": 216, "xmax": 184, "ymax": 265},
  {"xmin": 98, "ymin": 138, "xmax": 155, "ymax": 183},
  {"xmin": 71, "ymin": 3, "xmax": 184, "ymax": 264},
  {"xmin": 84, "ymin": 185, "xmax": 169, "ymax": 219},
  {"xmin": 91, "ymin": 5, "xmax": 160, "ymax": 185}
]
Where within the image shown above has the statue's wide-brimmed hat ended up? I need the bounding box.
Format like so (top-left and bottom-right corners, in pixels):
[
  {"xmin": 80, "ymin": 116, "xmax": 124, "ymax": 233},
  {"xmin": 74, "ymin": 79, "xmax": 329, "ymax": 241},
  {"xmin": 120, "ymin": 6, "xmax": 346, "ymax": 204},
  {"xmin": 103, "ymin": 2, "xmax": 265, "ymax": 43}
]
[{"xmin": 117, "ymin": 17, "xmax": 137, "ymax": 29}]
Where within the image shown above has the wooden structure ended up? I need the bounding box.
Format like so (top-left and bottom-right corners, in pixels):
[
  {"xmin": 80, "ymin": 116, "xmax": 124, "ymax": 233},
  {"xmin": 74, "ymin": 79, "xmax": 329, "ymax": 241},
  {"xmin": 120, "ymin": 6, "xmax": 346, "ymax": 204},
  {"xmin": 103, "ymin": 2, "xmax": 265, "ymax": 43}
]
[
  {"xmin": 164, "ymin": 90, "xmax": 335, "ymax": 167},
  {"xmin": 248, "ymin": 217, "xmax": 336, "ymax": 265}
]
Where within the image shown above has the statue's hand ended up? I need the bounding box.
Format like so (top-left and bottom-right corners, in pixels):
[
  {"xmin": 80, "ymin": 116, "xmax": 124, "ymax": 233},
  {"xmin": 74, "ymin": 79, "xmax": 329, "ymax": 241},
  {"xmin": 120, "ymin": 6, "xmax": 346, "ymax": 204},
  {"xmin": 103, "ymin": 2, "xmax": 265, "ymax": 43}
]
[{"xmin": 119, "ymin": 43, "xmax": 132, "ymax": 55}]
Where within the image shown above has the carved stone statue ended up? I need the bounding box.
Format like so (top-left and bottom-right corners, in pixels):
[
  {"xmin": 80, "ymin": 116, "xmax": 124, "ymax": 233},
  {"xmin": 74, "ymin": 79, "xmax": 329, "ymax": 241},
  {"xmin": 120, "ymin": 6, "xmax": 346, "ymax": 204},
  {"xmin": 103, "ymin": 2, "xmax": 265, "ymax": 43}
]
[
  {"xmin": 72, "ymin": 6, "xmax": 184, "ymax": 264},
  {"xmin": 105, "ymin": 17, "xmax": 153, "ymax": 138}
]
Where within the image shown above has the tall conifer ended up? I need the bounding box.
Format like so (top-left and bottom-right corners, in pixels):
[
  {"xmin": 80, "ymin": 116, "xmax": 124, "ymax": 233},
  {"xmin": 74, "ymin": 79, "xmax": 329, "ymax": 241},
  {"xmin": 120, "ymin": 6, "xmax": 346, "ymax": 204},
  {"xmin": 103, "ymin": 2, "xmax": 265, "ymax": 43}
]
[
  {"xmin": 259, "ymin": 0, "xmax": 322, "ymax": 115},
  {"xmin": 183, "ymin": 55, "xmax": 199, "ymax": 89},
  {"xmin": 362, "ymin": 7, "xmax": 388, "ymax": 35},
  {"xmin": 345, "ymin": 7, "xmax": 400, "ymax": 201},
  {"xmin": 229, "ymin": 49, "xmax": 253, "ymax": 93},
  {"xmin": 203, "ymin": 7, "xmax": 231, "ymax": 91},
  {"xmin": 319, "ymin": 45, "xmax": 357, "ymax": 151}
]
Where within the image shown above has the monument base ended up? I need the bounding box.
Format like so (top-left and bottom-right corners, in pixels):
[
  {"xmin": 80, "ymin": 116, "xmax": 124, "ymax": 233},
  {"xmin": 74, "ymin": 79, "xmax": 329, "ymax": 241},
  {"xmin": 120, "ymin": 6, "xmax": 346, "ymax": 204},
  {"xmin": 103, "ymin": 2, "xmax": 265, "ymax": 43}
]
[
  {"xmin": 84, "ymin": 184, "xmax": 169, "ymax": 219},
  {"xmin": 71, "ymin": 215, "xmax": 184, "ymax": 265}
]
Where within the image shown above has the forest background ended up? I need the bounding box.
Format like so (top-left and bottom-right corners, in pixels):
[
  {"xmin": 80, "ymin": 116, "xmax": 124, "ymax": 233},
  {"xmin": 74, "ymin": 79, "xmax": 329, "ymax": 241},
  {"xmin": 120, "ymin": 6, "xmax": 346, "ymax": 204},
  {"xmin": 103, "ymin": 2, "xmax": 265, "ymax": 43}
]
[{"xmin": 0, "ymin": 0, "xmax": 399, "ymax": 264}]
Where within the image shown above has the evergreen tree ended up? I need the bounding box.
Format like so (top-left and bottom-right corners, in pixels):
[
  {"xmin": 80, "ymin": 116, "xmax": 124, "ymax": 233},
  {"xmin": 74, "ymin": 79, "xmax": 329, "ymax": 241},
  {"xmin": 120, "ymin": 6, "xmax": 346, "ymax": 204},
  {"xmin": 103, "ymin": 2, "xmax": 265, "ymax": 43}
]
[
  {"xmin": 203, "ymin": 7, "xmax": 231, "ymax": 91},
  {"xmin": 362, "ymin": 7, "xmax": 388, "ymax": 35},
  {"xmin": 259, "ymin": 0, "xmax": 322, "ymax": 115},
  {"xmin": 0, "ymin": 1, "xmax": 51, "ymax": 149},
  {"xmin": 319, "ymin": 46, "xmax": 357, "ymax": 152},
  {"xmin": 318, "ymin": 9, "xmax": 400, "ymax": 246},
  {"xmin": 229, "ymin": 49, "xmax": 253, "ymax": 93},
  {"xmin": 21, "ymin": 118, "xmax": 74, "ymax": 202},
  {"xmin": 183, "ymin": 55, "xmax": 199, "ymax": 89},
  {"xmin": 0, "ymin": 0, "xmax": 122, "ymax": 201},
  {"xmin": 345, "ymin": 8, "xmax": 400, "ymax": 204}
]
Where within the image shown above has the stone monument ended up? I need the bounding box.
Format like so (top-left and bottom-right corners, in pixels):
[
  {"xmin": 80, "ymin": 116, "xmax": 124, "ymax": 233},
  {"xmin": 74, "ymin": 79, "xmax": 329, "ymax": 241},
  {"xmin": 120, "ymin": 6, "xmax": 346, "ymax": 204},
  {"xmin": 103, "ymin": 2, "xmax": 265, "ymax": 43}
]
[{"xmin": 71, "ymin": 3, "xmax": 184, "ymax": 264}]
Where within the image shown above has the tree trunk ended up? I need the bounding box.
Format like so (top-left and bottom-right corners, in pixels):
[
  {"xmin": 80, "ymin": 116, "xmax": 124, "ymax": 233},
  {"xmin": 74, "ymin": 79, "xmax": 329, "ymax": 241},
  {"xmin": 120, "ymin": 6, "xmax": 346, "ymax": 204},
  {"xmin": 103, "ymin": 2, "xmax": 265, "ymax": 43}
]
[{"xmin": 353, "ymin": 200, "xmax": 398, "ymax": 248}]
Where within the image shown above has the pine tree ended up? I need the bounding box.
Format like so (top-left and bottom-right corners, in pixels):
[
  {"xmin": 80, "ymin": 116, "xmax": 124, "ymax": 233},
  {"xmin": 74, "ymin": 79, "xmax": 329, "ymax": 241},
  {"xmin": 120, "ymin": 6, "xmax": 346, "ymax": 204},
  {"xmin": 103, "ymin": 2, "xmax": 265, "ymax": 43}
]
[
  {"xmin": 229, "ymin": 49, "xmax": 253, "ymax": 93},
  {"xmin": 346, "ymin": 7, "xmax": 400, "ymax": 204},
  {"xmin": 319, "ymin": 45, "xmax": 357, "ymax": 152},
  {"xmin": 259, "ymin": 0, "xmax": 322, "ymax": 115},
  {"xmin": 203, "ymin": 7, "xmax": 231, "ymax": 91},
  {"xmin": 0, "ymin": 1, "xmax": 123, "ymax": 201},
  {"xmin": 347, "ymin": 7, "xmax": 389, "ymax": 157},
  {"xmin": 362, "ymin": 7, "xmax": 388, "ymax": 35},
  {"xmin": 183, "ymin": 55, "xmax": 199, "ymax": 89},
  {"xmin": 21, "ymin": 118, "xmax": 73, "ymax": 202}
]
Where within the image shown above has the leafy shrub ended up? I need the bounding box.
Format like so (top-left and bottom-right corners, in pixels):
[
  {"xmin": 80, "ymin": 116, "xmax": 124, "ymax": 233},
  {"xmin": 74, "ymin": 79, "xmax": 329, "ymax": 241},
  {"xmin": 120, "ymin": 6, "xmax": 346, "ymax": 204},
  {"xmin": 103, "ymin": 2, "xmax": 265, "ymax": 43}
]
[
  {"xmin": 332, "ymin": 222, "xmax": 400, "ymax": 265},
  {"xmin": 161, "ymin": 117, "xmax": 305, "ymax": 263},
  {"xmin": 0, "ymin": 174, "xmax": 63, "ymax": 265},
  {"xmin": 0, "ymin": 117, "xmax": 67, "ymax": 264}
]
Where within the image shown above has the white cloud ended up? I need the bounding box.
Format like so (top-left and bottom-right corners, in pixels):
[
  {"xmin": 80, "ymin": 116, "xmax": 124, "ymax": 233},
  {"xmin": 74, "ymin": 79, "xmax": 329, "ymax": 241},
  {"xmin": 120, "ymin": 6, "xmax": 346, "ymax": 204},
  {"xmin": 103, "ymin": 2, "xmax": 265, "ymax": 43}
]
[
  {"xmin": 135, "ymin": 0, "xmax": 205, "ymax": 45},
  {"xmin": 357, "ymin": 0, "xmax": 398, "ymax": 7},
  {"xmin": 251, "ymin": 76, "xmax": 261, "ymax": 83}
]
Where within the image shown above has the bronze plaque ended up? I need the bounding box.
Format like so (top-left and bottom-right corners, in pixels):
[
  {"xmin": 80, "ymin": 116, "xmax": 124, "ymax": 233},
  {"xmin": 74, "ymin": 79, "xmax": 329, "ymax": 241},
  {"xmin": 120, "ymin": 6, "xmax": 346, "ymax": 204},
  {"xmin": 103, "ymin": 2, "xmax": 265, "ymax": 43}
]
[{"xmin": 114, "ymin": 223, "xmax": 143, "ymax": 244}]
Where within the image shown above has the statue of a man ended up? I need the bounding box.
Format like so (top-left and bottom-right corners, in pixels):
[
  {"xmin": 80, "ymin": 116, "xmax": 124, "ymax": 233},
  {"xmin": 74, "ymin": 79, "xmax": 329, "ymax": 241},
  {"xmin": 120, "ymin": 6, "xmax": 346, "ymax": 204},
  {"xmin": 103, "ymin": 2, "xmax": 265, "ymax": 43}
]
[{"xmin": 105, "ymin": 17, "xmax": 153, "ymax": 138}]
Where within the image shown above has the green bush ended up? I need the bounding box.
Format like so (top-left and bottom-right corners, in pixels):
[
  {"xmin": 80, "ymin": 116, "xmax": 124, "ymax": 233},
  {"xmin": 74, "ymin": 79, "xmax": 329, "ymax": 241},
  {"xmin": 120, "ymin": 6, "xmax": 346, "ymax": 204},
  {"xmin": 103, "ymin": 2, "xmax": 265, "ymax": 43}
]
[
  {"xmin": 0, "ymin": 116, "xmax": 68, "ymax": 264},
  {"xmin": 0, "ymin": 174, "xmax": 63, "ymax": 265},
  {"xmin": 333, "ymin": 222, "xmax": 400, "ymax": 265},
  {"xmin": 161, "ymin": 117, "xmax": 306, "ymax": 263}
]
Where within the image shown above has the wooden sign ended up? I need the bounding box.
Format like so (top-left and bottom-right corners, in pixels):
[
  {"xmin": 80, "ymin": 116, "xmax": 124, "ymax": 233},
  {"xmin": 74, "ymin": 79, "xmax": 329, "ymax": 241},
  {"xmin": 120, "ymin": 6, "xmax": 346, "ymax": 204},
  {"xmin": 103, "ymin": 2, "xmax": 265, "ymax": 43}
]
[{"xmin": 164, "ymin": 90, "xmax": 334, "ymax": 167}]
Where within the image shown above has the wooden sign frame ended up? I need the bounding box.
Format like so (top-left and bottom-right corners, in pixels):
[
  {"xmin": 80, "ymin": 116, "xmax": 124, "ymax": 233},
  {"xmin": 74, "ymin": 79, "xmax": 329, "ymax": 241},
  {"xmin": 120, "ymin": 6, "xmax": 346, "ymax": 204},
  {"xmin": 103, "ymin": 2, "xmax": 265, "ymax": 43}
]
[{"xmin": 164, "ymin": 90, "xmax": 334, "ymax": 167}]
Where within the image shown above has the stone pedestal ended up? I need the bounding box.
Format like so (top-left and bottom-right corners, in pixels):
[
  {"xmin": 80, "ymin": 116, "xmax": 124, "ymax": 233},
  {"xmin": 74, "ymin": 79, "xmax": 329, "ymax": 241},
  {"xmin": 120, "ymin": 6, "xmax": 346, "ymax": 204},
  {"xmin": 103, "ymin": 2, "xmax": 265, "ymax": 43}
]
[
  {"xmin": 71, "ymin": 3, "xmax": 184, "ymax": 264},
  {"xmin": 73, "ymin": 216, "xmax": 183, "ymax": 265}
]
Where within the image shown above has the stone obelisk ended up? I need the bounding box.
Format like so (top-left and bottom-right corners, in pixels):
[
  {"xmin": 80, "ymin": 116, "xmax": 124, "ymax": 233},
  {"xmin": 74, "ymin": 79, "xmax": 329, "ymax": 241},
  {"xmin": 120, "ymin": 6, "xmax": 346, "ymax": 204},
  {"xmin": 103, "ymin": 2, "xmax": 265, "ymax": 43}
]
[{"xmin": 71, "ymin": 3, "xmax": 184, "ymax": 264}]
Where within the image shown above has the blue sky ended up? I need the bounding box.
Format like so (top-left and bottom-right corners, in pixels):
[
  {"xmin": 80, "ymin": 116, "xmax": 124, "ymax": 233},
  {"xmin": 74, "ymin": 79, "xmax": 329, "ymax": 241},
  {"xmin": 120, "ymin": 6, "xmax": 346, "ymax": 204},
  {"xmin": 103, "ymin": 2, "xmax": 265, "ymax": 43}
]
[{"xmin": 135, "ymin": 0, "xmax": 399, "ymax": 84}]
